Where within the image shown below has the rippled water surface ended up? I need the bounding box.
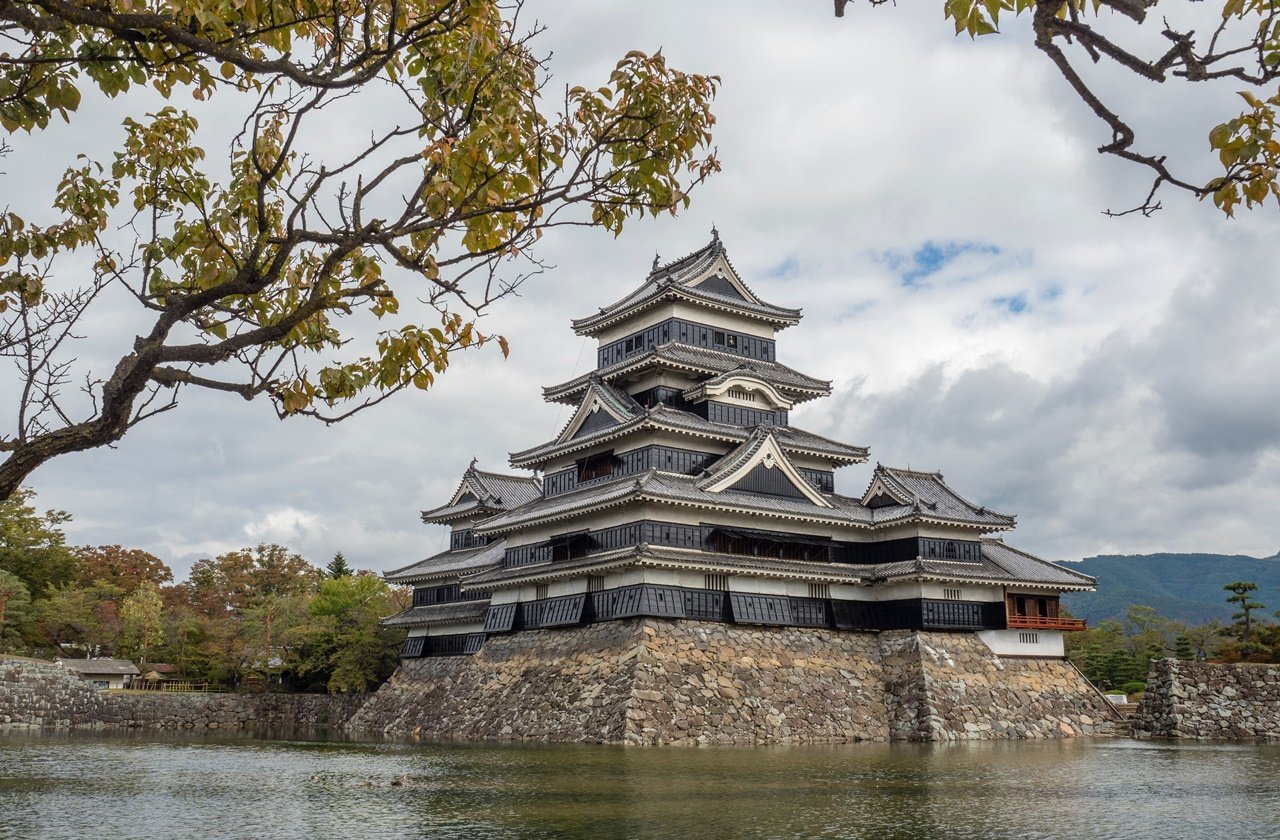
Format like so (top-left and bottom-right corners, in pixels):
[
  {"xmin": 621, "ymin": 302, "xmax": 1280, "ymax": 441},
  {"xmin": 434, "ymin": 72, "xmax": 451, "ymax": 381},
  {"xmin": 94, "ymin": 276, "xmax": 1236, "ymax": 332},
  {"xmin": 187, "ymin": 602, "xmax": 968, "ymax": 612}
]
[{"xmin": 1, "ymin": 732, "xmax": 1278, "ymax": 839}]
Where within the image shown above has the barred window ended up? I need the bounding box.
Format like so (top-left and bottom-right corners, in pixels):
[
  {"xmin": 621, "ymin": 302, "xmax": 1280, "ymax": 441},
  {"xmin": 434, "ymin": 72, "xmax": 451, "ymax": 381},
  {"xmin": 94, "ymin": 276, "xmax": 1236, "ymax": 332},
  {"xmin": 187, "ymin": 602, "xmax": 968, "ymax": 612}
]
[
  {"xmin": 705, "ymin": 574, "xmax": 728, "ymax": 591},
  {"xmin": 943, "ymin": 588, "xmax": 962, "ymax": 601},
  {"xmin": 535, "ymin": 584, "xmax": 549, "ymax": 601},
  {"xmin": 587, "ymin": 575, "xmax": 606, "ymax": 593},
  {"xmin": 808, "ymin": 583, "xmax": 831, "ymax": 599}
]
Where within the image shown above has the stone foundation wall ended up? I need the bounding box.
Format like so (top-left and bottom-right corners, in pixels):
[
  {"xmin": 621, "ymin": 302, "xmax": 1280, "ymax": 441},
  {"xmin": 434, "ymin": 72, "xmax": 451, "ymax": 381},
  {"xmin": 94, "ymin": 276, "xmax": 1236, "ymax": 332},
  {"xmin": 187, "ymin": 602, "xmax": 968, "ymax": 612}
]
[
  {"xmin": 1132, "ymin": 659, "xmax": 1280, "ymax": 739},
  {"xmin": 349, "ymin": 620, "xmax": 1116, "ymax": 745},
  {"xmin": 1, "ymin": 655, "xmax": 363, "ymax": 731},
  {"xmin": 881, "ymin": 631, "xmax": 1115, "ymax": 740}
]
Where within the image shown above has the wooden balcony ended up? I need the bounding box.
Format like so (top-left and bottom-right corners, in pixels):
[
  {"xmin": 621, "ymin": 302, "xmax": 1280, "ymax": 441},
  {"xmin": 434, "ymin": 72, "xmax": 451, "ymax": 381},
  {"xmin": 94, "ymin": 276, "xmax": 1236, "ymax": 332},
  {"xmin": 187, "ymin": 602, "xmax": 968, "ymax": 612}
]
[{"xmin": 1006, "ymin": 614, "xmax": 1088, "ymax": 631}]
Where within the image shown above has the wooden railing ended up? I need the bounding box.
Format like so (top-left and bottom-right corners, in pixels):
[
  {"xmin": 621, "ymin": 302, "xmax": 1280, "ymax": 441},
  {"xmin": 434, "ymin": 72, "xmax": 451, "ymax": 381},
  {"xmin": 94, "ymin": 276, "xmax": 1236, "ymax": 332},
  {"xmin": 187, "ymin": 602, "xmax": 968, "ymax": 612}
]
[{"xmin": 1006, "ymin": 614, "xmax": 1088, "ymax": 631}]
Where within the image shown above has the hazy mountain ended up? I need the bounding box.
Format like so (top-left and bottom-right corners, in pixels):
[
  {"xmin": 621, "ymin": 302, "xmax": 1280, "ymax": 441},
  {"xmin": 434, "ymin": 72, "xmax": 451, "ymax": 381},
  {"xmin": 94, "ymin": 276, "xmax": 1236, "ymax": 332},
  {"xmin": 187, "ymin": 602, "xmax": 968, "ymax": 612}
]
[{"xmin": 1061, "ymin": 552, "xmax": 1280, "ymax": 625}]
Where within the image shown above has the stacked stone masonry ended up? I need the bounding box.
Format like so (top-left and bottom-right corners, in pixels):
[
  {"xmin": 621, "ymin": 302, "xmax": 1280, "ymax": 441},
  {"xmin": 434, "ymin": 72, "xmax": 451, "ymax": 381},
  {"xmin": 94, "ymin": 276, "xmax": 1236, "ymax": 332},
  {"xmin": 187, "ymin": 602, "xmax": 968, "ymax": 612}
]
[
  {"xmin": 1132, "ymin": 659, "xmax": 1280, "ymax": 739},
  {"xmin": 1, "ymin": 656, "xmax": 362, "ymax": 731},
  {"xmin": 348, "ymin": 620, "xmax": 1118, "ymax": 744}
]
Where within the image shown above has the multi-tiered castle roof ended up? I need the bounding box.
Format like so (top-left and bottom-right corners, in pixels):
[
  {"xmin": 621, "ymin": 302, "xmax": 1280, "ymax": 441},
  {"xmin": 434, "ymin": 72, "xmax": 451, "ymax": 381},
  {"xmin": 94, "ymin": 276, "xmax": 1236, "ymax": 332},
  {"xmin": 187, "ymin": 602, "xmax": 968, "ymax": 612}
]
[{"xmin": 383, "ymin": 232, "xmax": 1094, "ymax": 659}]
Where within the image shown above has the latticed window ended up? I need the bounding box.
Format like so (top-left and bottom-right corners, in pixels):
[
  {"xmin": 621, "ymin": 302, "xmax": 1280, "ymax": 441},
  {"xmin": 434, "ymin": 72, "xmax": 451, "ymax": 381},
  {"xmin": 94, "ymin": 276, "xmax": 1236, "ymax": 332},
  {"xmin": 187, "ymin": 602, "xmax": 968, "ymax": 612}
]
[
  {"xmin": 808, "ymin": 582, "xmax": 831, "ymax": 599},
  {"xmin": 704, "ymin": 574, "xmax": 728, "ymax": 591},
  {"xmin": 943, "ymin": 588, "xmax": 962, "ymax": 601},
  {"xmin": 587, "ymin": 575, "xmax": 606, "ymax": 593},
  {"xmin": 535, "ymin": 584, "xmax": 549, "ymax": 600}
]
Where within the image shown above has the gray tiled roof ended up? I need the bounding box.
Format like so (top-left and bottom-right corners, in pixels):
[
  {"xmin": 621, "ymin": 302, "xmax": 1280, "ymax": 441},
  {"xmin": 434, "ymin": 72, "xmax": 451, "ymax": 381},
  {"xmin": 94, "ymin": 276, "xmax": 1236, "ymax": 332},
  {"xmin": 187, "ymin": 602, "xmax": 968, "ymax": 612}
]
[
  {"xmin": 509, "ymin": 404, "xmax": 867, "ymax": 468},
  {"xmin": 463, "ymin": 544, "xmax": 869, "ymax": 587},
  {"xmin": 383, "ymin": 541, "xmax": 506, "ymax": 583},
  {"xmin": 380, "ymin": 600, "xmax": 490, "ymax": 628},
  {"xmin": 543, "ymin": 342, "xmax": 831, "ymax": 406},
  {"xmin": 422, "ymin": 463, "xmax": 542, "ymax": 523},
  {"xmin": 57, "ymin": 658, "xmax": 139, "ymax": 676},
  {"xmin": 571, "ymin": 234, "xmax": 801, "ymax": 334},
  {"xmin": 864, "ymin": 465, "xmax": 1016, "ymax": 529},
  {"xmin": 867, "ymin": 540, "xmax": 1094, "ymax": 589},
  {"xmin": 476, "ymin": 467, "xmax": 1014, "ymax": 535}
]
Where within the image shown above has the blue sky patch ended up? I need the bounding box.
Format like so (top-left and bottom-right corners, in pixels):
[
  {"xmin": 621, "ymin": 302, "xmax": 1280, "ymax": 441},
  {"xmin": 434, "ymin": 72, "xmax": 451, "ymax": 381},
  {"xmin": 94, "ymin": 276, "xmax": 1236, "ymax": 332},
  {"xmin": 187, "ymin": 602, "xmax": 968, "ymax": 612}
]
[
  {"xmin": 765, "ymin": 256, "xmax": 799, "ymax": 278},
  {"xmin": 992, "ymin": 292, "xmax": 1029, "ymax": 314},
  {"xmin": 882, "ymin": 240, "xmax": 1002, "ymax": 288}
]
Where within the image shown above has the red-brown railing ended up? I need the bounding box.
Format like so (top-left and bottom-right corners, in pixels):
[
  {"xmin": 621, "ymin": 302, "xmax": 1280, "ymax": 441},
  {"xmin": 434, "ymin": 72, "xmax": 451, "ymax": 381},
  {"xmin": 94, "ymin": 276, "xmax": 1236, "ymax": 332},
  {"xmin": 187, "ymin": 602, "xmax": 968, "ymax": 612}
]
[{"xmin": 1006, "ymin": 614, "xmax": 1088, "ymax": 631}]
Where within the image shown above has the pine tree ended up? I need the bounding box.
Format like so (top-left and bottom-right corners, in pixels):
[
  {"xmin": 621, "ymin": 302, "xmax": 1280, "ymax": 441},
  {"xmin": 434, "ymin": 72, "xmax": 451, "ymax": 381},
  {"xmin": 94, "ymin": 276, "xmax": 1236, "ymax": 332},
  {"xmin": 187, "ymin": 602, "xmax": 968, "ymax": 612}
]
[
  {"xmin": 326, "ymin": 553, "xmax": 353, "ymax": 580},
  {"xmin": 1224, "ymin": 581, "xmax": 1265, "ymax": 651},
  {"xmin": 1173, "ymin": 634, "xmax": 1195, "ymax": 660}
]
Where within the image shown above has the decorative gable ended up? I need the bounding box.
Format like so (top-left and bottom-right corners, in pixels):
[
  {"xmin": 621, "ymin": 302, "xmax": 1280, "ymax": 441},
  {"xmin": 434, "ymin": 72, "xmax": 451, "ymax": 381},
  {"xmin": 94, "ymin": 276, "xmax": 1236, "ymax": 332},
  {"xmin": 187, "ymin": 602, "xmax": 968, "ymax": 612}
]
[
  {"xmin": 555, "ymin": 381, "xmax": 639, "ymax": 444},
  {"xmin": 860, "ymin": 472, "xmax": 910, "ymax": 509},
  {"xmin": 685, "ymin": 250, "xmax": 759, "ymax": 304},
  {"xmin": 700, "ymin": 432, "xmax": 832, "ymax": 507}
]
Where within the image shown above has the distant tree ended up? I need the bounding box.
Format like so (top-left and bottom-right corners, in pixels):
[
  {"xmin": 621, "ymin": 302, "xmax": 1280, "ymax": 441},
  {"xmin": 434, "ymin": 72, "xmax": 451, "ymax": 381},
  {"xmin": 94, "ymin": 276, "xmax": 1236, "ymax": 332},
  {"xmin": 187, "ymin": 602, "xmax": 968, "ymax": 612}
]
[
  {"xmin": 0, "ymin": 568, "xmax": 31, "ymax": 652},
  {"xmin": 76, "ymin": 546, "xmax": 173, "ymax": 595},
  {"xmin": 0, "ymin": 488, "xmax": 78, "ymax": 596},
  {"xmin": 298, "ymin": 573, "xmax": 401, "ymax": 693},
  {"xmin": 120, "ymin": 582, "xmax": 166, "ymax": 666},
  {"xmin": 1173, "ymin": 634, "xmax": 1195, "ymax": 661},
  {"xmin": 326, "ymin": 553, "xmax": 353, "ymax": 580},
  {"xmin": 33, "ymin": 581, "xmax": 124, "ymax": 657},
  {"xmin": 187, "ymin": 544, "xmax": 320, "ymax": 615},
  {"xmin": 1225, "ymin": 581, "xmax": 1266, "ymax": 650}
]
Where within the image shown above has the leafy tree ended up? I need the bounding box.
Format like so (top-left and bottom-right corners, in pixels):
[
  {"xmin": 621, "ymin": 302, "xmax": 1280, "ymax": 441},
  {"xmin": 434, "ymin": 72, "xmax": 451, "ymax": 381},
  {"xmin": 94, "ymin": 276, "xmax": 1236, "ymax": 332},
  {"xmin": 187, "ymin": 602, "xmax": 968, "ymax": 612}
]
[
  {"xmin": 0, "ymin": 568, "xmax": 31, "ymax": 652},
  {"xmin": 34, "ymin": 581, "xmax": 125, "ymax": 657},
  {"xmin": 0, "ymin": 487, "xmax": 78, "ymax": 596},
  {"xmin": 1173, "ymin": 633, "xmax": 1195, "ymax": 661},
  {"xmin": 298, "ymin": 572, "xmax": 401, "ymax": 693},
  {"xmin": 76, "ymin": 545, "xmax": 173, "ymax": 595},
  {"xmin": 1224, "ymin": 581, "xmax": 1266, "ymax": 649},
  {"xmin": 187, "ymin": 543, "xmax": 321, "ymax": 615},
  {"xmin": 837, "ymin": 0, "xmax": 1280, "ymax": 216},
  {"xmin": 326, "ymin": 552, "xmax": 353, "ymax": 580},
  {"xmin": 0, "ymin": 0, "xmax": 719, "ymax": 500},
  {"xmin": 120, "ymin": 581, "xmax": 166, "ymax": 666}
]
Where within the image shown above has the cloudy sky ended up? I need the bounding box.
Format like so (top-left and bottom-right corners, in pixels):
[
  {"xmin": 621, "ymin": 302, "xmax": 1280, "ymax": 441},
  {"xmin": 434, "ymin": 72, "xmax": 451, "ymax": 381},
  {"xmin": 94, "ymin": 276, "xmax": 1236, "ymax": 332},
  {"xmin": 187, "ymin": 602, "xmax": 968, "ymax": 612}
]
[{"xmin": 7, "ymin": 1, "xmax": 1279, "ymax": 577}]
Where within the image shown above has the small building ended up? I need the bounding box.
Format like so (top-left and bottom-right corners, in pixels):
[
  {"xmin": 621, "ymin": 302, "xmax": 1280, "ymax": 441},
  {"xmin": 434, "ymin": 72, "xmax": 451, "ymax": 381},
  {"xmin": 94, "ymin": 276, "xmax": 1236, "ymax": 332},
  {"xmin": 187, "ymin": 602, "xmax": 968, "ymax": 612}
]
[{"xmin": 57, "ymin": 658, "xmax": 140, "ymax": 690}]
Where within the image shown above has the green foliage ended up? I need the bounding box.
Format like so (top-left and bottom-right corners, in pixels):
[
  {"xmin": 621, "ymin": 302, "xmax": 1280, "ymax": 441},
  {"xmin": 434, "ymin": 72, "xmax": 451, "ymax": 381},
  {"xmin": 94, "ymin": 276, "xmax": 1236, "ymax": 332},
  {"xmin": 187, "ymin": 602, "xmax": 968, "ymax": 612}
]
[
  {"xmin": 1173, "ymin": 634, "xmax": 1195, "ymax": 660},
  {"xmin": 0, "ymin": 568, "xmax": 32, "ymax": 652},
  {"xmin": 297, "ymin": 573, "xmax": 401, "ymax": 693},
  {"xmin": 0, "ymin": 488, "xmax": 79, "ymax": 597},
  {"xmin": 1224, "ymin": 580, "xmax": 1267, "ymax": 649},
  {"xmin": 119, "ymin": 581, "xmax": 166, "ymax": 665}
]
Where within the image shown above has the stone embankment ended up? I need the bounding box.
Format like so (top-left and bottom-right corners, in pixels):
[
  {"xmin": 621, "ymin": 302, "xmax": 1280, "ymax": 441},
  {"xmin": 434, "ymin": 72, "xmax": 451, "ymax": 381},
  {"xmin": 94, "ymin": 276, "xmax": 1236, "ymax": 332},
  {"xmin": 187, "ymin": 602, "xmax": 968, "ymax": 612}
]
[
  {"xmin": 1, "ymin": 655, "xmax": 362, "ymax": 731},
  {"xmin": 1132, "ymin": 659, "xmax": 1280, "ymax": 739},
  {"xmin": 348, "ymin": 620, "xmax": 1117, "ymax": 745}
]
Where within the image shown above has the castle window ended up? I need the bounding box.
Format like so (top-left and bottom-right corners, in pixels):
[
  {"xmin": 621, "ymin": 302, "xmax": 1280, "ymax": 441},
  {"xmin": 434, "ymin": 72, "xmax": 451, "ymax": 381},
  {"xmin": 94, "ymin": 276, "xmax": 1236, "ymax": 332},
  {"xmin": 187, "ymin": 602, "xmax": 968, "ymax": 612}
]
[
  {"xmin": 587, "ymin": 575, "xmax": 606, "ymax": 593},
  {"xmin": 727, "ymin": 334, "xmax": 738, "ymax": 350},
  {"xmin": 944, "ymin": 541, "xmax": 958, "ymax": 560},
  {"xmin": 1018, "ymin": 632, "xmax": 1040, "ymax": 645},
  {"xmin": 943, "ymin": 588, "xmax": 962, "ymax": 601},
  {"xmin": 714, "ymin": 330, "xmax": 726, "ymax": 346},
  {"xmin": 535, "ymin": 584, "xmax": 549, "ymax": 600},
  {"xmin": 808, "ymin": 583, "xmax": 830, "ymax": 599},
  {"xmin": 577, "ymin": 450, "xmax": 616, "ymax": 482},
  {"xmin": 705, "ymin": 574, "xmax": 728, "ymax": 591}
]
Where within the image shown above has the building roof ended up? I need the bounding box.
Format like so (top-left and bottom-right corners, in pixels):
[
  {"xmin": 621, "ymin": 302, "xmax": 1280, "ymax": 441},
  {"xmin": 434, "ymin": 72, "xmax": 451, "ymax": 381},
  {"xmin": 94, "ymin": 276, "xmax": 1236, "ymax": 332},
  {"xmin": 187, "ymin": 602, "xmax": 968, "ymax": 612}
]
[
  {"xmin": 510, "ymin": 403, "xmax": 867, "ymax": 469},
  {"xmin": 570, "ymin": 232, "xmax": 802, "ymax": 335},
  {"xmin": 860, "ymin": 465, "xmax": 1016, "ymax": 529},
  {"xmin": 474, "ymin": 468, "xmax": 1009, "ymax": 536},
  {"xmin": 380, "ymin": 600, "xmax": 490, "ymax": 628},
  {"xmin": 421, "ymin": 462, "xmax": 542, "ymax": 524},
  {"xmin": 383, "ymin": 540, "xmax": 507, "ymax": 584},
  {"xmin": 463, "ymin": 544, "xmax": 869, "ymax": 588},
  {"xmin": 543, "ymin": 342, "xmax": 832, "ymax": 406},
  {"xmin": 57, "ymin": 658, "xmax": 140, "ymax": 676},
  {"xmin": 867, "ymin": 540, "xmax": 1095, "ymax": 591}
]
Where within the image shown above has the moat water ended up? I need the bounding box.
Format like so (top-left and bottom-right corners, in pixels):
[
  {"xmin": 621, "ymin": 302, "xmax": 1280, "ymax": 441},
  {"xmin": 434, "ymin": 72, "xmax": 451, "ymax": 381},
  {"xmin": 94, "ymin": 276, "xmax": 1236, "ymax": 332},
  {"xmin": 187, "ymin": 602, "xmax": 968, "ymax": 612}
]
[{"xmin": 1, "ymin": 733, "xmax": 1277, "ymax": 839}]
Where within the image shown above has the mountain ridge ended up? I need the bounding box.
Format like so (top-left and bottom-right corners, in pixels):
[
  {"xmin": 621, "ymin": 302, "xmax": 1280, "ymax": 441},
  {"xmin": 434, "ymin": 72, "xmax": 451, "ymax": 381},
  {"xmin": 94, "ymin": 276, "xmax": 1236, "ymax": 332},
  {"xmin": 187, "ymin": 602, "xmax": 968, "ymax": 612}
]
[{"xmin": 1060, "ymin": 551, "xmax": 1280, "ymax": 625}]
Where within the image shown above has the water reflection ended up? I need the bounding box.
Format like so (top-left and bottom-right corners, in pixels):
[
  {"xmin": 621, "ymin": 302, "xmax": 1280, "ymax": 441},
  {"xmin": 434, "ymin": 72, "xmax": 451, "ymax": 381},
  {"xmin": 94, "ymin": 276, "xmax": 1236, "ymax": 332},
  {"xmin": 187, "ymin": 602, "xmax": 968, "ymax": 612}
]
[{"xmin": 1, "ymin": 733, "xmax": 1277, "ymax": 840}]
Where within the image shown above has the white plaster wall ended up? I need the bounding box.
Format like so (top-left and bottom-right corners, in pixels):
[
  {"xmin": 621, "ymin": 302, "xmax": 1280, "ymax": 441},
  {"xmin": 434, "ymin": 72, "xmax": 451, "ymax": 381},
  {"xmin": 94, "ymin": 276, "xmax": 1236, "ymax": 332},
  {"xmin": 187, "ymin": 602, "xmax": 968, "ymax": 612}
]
[
  {"xmin": 593, "ymin": 298, "xmax": 778, "ymax": 342},
  {"xmin": 977, "ymin": 629, "xmax": 1065, "ymax": 658}
]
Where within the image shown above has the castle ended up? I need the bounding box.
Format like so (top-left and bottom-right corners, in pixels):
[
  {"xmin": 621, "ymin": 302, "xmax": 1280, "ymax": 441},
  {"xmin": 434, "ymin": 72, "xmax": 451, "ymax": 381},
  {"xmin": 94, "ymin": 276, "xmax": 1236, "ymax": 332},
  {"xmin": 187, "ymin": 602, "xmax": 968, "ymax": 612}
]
[{"xmin": 366, "ymin": 232, "xmax": 1112, "ymax": 744}]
